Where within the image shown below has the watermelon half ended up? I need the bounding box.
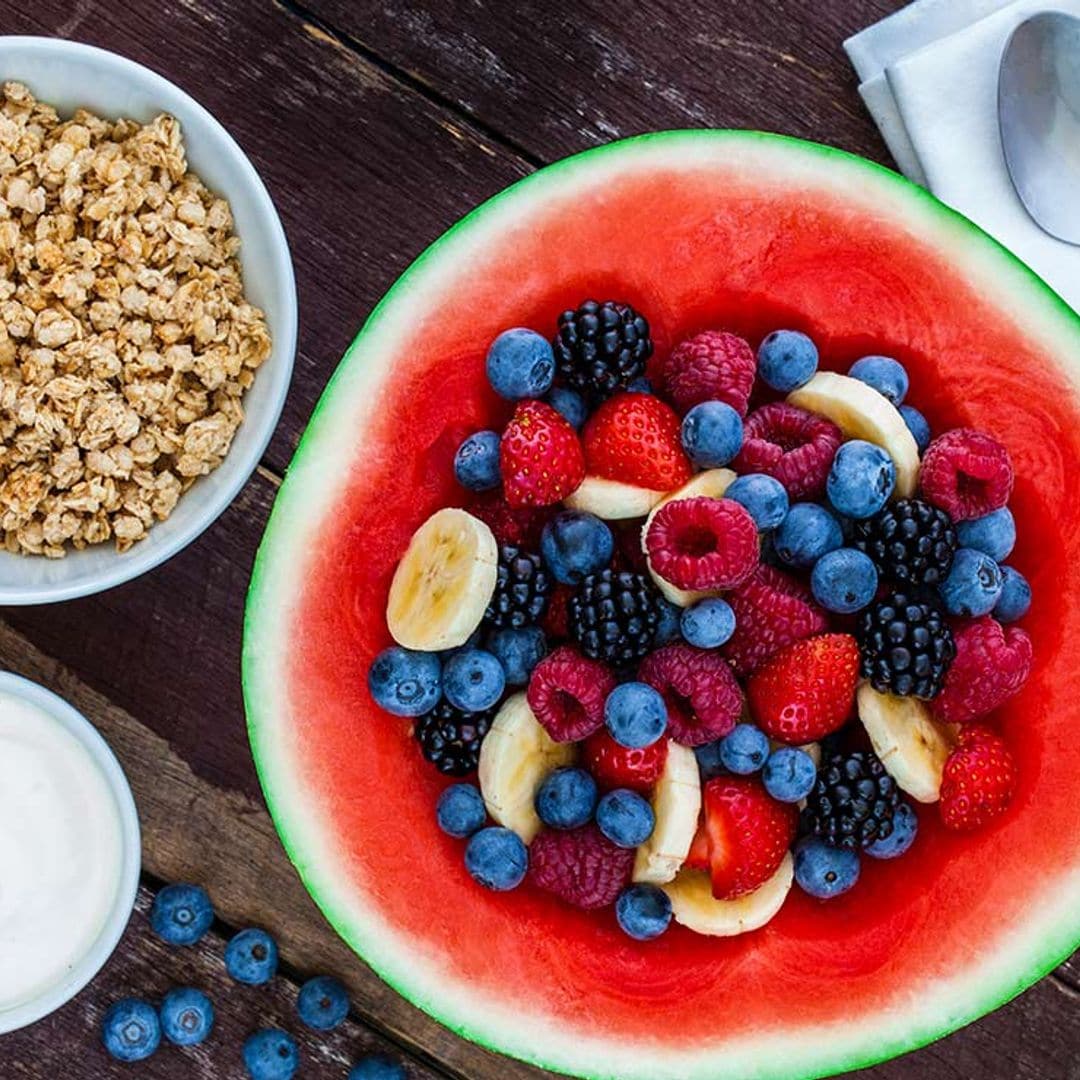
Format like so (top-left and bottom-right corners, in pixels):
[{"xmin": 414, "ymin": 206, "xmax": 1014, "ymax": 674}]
[{"xmin": 243, "ymin": 132, "xmax": 1080, "ymax": 1080}]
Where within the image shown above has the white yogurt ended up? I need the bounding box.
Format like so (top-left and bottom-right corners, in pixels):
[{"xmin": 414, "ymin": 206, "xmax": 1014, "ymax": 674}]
[{"xmin": 0, "ymin": 692, "xmax": 124, "ymax": 1012}]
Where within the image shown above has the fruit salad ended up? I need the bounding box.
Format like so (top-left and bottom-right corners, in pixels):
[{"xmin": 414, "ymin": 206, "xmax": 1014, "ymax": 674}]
[{"xmin": 367, "ymin": 301, "xmax": 1033, "ymax": 942}]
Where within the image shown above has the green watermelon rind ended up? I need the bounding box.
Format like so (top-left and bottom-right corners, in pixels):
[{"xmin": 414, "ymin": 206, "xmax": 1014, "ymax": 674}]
[{"xmin": 243, "ymin": 131, "xmax": 1080, "ymax": 1080}]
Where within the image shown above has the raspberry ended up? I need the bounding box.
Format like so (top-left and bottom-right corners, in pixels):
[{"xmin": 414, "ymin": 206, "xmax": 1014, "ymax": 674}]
[
  {"xmin": 528, "ymin": 824, "xmax": 634, "ymax": 909},
  {"xmin": 582, "ymin": 729, "xmax": 668, "ymax": 794},
  {"xmin": 721, "ymin": 565, "xmax": 829, "ymax": 677},
  {"xmin": 663, "ymin": 330, "xmax": 756, "ymax": 416},
  {"xmin": 733, "ymin": 403, "xmax": 842, "ymax": 500},
  {"xmin": 933, "ymin": 617, "xmax": 1033, "ymax": 724},
  {"xmin": 919, "ymin": 428, "xmax": 1014, "ymax": 522},
  {"xmin": 644, "ymin": 497, "xmax": 759, "ymax": 591},
  {"xmin": 526, "ymin": 645, "xmax": 616, "ymax": 742},
  {"xmin": 471, "ymin": 496, "xmax": 551, "ymax": 549},
  {"xmin": 940, "ymin": 725, "xmax": 1018, "ymax": 831},
  {"xmin": 638, "ymin": 644, "xmax": 742, "ymax": 746}
]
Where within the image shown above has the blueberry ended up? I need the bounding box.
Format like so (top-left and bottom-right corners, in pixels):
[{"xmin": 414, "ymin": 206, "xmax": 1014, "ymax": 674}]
[
  {"xmin": 680, "ymin": 401, "xmax": 743, "ymax": 468},
  {"xmin": 694, "ymin": 739, "xmax": 726, "ymax": 780},
  {"xmin": 794, "ymin": 838, "xmax": 860, "ymax": 899},
  {"xmin": 102, "ymin": 998, "xmax": 162, "ymax": 1062},
  {"xmin": 811, "ymin": 548, "xmax": 879, "ymax": 614},
  {"xmin": 627, "ymin": 376, "xmax": 654, "ymax": 394},
  {"xmin": 899, "ymin": 404, "xmax": 931, "ymax": 453},
  {"xmin": 615, "ymin": 883, "xmax": 672, "ymax": 940},
  {"xmin": 725, "ymin": 473, "xmax": 789, "ymax": 530},
  {"xmin": 297, "ymin": 975, "xmax": 349, "ymax": 1031},
  {"xmin": 453, "ymin": 431, "xmax": 501, "ymax": 492},
  {"xmin": 535, "ymin": 767, "xmax": 598, "ymax": 830},
  {"xmin": 540, "ymin": 510, "xmax": 614, "ymax": 585},
  {"xmin": 680, "ymin": 597, "xmax": 736, "ymax": 649},
  {"xmin": 465, "ymin": 827, "xmax": 528, "ymax": 891},
  {"xmin": 596, "ymin": 788, "xmax": 655, "ymax": 848},
  {"xmin": 226, "ymin": 928, "xmax": 279, "ymax": 986},
  {"xmin": 437, "ymin": 782, "xmax": 486, "ymax": 838},
  {"xmin": 956, "ymin": 507, "xmax": 1016, "ymax": 562},
  {"xmin": 243, "ymin": 1028, "xmax": 299, "ymax": 1080},
  {"xmin": 604, "ymin": 682, "xmax": 668, "ymax": 748},
  {"xmin": 848, "ymin": 355, "xmax": 909, "ymax": 406},
  {"xmin": 546, "ymin": 386, "xmax": 588, "ymax": 430},
  {"xmin": 486, "ymin": 626, "xmax": 546, "ymax": 686},
  {"xmin": 939, "ymin": 547, "xmax": 1003, "ymax": 617},
  {"xmin": 442, "ymin": 648, "xmax": 505, "ymax": 712},
  {"xmin": 654, "ymin": 598, "xmax": 683, "ymax": 645},
  {"xmin": 762, "ymin": 747, "xmax": 817, "ymax": 803},
  {"xmin": 774, "ymin": 502, "xmax": 843, "ymax": 567},
  {"xmin": 827, "ymin": 440, "xmax": 896, "ymax": 519},
  {"xmin": 150, "ymin": 883, "xmax": 214, "ymax": 947},
  {"xmin": 757, "ymin": 329, "xmax": 819, "ymax": 392},
  {"xmin": 486, "ymin": 328, "xmax": 555, "ymax": 400},
  {"xmin": 993, "ymin": 566, "xmax": 1032, "ymax": 622},
  {"xmin": 718, "ymin": 723, "xmax": 770, "ymax": 775},
  {"xmin": 349, "ymin": 1055, "xmax": 406, "ymax": 1080},
  {"xmin": 368, "ymin": 646, "xmax": 442, "ymax": 718},
  {"xmin": 160, "ymin": 987, "xmax": 214, "ymax": 1047},
  {"xmin": 865, "ymin": 802, "xmax": 918, "ymax": 859}
]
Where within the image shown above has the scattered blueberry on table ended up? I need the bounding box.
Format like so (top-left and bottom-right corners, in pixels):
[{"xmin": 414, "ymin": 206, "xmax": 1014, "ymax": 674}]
[
  {"xmin": 160, "ymin": 986, "xmax": 215, "ymax": 1046},
  {"xmin": 296, "ymin": 974, "xmax": 350, "ymax": 1031},
  {"xmin": 102, "ymin": 998, "xmax": 162, "ymax": 1062},
  {"xmin": 349, "ymin": 1054, "xmax": 407, "ymax": 1080},
  {"xmin": 243, "ymin": 1028, "xmax": 299, "ymax": 1080},
  {"xmin": 226, "ymin": 928, "xmax": 280, "ymax": 986},
  {"xmin": 150, "ymin": 883, "xmax": 215, "ymax": 947}
]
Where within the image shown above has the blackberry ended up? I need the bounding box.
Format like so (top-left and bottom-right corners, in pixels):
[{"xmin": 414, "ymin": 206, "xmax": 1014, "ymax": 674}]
[
  {"xmin": 553, "ymin": 300, "xmax": 652, "ymax": 402},
  {"xmin": 568, "ymin": 569, "xmax": 663, "ymax": 667},
  {"xmin": 853, "ymin": 498, "xmax": 957, "ymax": 587},
  {"xmin": 801, "ymin": 749, "xmax": 900, "ymax": 850},
  {"xmin": 485, "ymin": 545, "xmax": 551, "ymax": 629},
  {"xmin": 414, "ymin": 700, "xmax": 495, "ymax": 775},
  {"xmin": 857, "ymin": 590, "xmax": 956, "ymax": 699}
]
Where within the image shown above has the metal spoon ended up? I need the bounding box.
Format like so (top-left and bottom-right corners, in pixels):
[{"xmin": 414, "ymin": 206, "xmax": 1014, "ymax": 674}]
[{"xmin": 998, "ymin": 11, "xmax": 1080, "ymax": 245}]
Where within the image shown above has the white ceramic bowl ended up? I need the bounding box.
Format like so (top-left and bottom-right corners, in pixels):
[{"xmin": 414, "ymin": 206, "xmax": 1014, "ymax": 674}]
[
  {"xmin": 0, "ymin": 672, "xmax": 141, "ymax": 1034},
  {"xmin": 0, "ymin": 37, "xmax": 297, "ymax": 604}
]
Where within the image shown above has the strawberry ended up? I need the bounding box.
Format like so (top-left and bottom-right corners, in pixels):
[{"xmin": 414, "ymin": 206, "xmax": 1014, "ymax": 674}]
[
  {"xmin": 701, "ymin": 776, "xmax": 798, "ymax": 899},
  {"xmin": 747, "ymin": 634, "xmax": 859, "ymax": 744},
  {"xmin": 582, "ymin": 729, "xmax": 668, "ymax": 794},
  {"xmin": 685, "ymin": 819, "xmax": 710, "ymax": 872},
  {"xmin": 500, "ymin": 400, "xmax": 585, "ymax": 508},
  {"xmin": 940, "ymin": 725, "xmax": 1018, "ymax": 832},
  {"xmin": 582, "ymin": 393, "xmax": 692, "ymax": 491}
]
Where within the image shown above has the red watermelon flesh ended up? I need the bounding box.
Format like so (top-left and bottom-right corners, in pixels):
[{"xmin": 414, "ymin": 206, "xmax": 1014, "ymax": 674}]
[{"xmin": 245, "ymin": 133, "xmax": 1080, "ymax": 1080}]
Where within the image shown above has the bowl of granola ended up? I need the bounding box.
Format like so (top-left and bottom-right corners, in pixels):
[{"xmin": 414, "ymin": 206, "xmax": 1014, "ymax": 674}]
[{"xmin": 0, "ymin": 37, "xmax": 297, "ymax": 603}]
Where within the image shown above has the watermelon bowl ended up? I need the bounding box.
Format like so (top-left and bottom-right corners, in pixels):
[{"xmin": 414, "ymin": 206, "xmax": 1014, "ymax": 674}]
[{"xmin": 243, "ymin": 131, "xmax": 1080, "ymax": 1080}]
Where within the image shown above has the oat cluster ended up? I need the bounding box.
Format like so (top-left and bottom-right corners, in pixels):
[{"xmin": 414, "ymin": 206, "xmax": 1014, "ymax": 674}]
[{"xmin": 0, "ymin": 81, "xmax": 271, "ymax": 556}]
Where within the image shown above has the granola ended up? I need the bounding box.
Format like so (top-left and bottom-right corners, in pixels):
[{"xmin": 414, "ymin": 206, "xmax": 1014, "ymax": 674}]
[{"xmin": 0, "ymin": 82, "xmax": 271, "ymax": 556}]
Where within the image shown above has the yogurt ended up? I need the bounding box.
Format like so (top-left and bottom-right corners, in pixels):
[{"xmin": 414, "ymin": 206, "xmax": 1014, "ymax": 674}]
[{"xmin": 0, "ymin": 692, "xmax": 124, "ymax": 1012}]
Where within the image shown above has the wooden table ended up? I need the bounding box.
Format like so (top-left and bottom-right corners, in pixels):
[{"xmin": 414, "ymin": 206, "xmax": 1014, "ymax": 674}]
[{"xmin": 1, "ymin": 1, "xmax": 1076, "ymax": 1077}]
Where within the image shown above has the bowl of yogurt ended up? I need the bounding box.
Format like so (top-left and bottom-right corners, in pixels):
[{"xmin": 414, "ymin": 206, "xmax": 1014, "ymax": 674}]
[{"xmin": 0, "ymin": 673, "xmax": 140, "ymax": 1034}]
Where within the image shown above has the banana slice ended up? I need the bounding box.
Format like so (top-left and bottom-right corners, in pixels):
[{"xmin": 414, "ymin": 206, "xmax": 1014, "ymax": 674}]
[
  {"xmin": 478, "ymin": 693, "xmax": 576, "ymax": 843},
  {"xmin": 856, "ymin": 683, "xmax": 958, "ymax": 803},
  {"xmin": 386, "ymin": 508, "xmax": 498, "ymax": 651},
  {"xmin": 664, "ymin": 853, "xmax": 794, "ymax": 937},
  {"xmin": 788, "ymin": 372, "xmax": 919, "ymax": 498},
  {"xmin": 633, "ymin": 741, "xmax": 702, "ymax": 884},
  {"xmin": 641, "ymin": 469, "xmax": 739, "ymax": 606},
  {"xmin": 564, "ymin": 476, "xmax": 667, "ymax": 520}
]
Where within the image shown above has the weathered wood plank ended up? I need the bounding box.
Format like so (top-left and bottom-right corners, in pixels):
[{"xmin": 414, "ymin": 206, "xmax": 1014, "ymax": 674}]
[
  {"xmin": 0, "ymin": 621, "xmax": 551, "ymax": 1079},
  {"xmin": 3, "ymin": 888, "xmax": 442, "ymax": 1079},
  {"xmin": 296, "ymin": 0, "xmax": 902, "ymax": 166},
  {"xmin": 4, "ymin": 0, "xmax": 530, "ymax": 472}
]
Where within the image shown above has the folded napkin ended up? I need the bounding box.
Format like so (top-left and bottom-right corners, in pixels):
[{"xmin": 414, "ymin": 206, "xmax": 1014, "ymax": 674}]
[{"xmin": 845, "ymin": 0, "xmax": 1080, "ymax": 313}]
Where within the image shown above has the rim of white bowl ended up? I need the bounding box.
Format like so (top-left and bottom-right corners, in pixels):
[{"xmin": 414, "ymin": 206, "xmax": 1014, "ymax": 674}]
[
  {"xmin": 0, "ymin": 37, "xmax": 298, "ymax": 604},
  {"xmin": 0, "ymin": 671, "xmax": 141, "ymax": 1034}
]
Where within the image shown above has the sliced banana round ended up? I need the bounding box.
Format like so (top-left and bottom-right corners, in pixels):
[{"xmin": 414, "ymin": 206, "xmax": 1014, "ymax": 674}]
[
  {"xmin": 478, "ymin": 692, "xmax": 576, "ymax": 844},
  {"xmin": 386, "ymin": 508, "xmax": 497, "ymax": 651},
  {"xmin": 856, "ymin": 683, "xmax": 958, "ymax": 803},
  {"xmin": 632, "ymin": 741, "xmax": 702, "ymax": 885},
  {"xmin": 787, "ymin": 372, "xmax": 919, "ymax": 498},
  {"xmin": 641, "ymin": 469, "xmax": 738, "ymax": 606},
  {"xmin": 563, "ymin": 476, "xmax": 667, "ymax": 520},
  {"xmin": 664, "ymin": 853, "xmax": 794, "ymax": 937}
]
